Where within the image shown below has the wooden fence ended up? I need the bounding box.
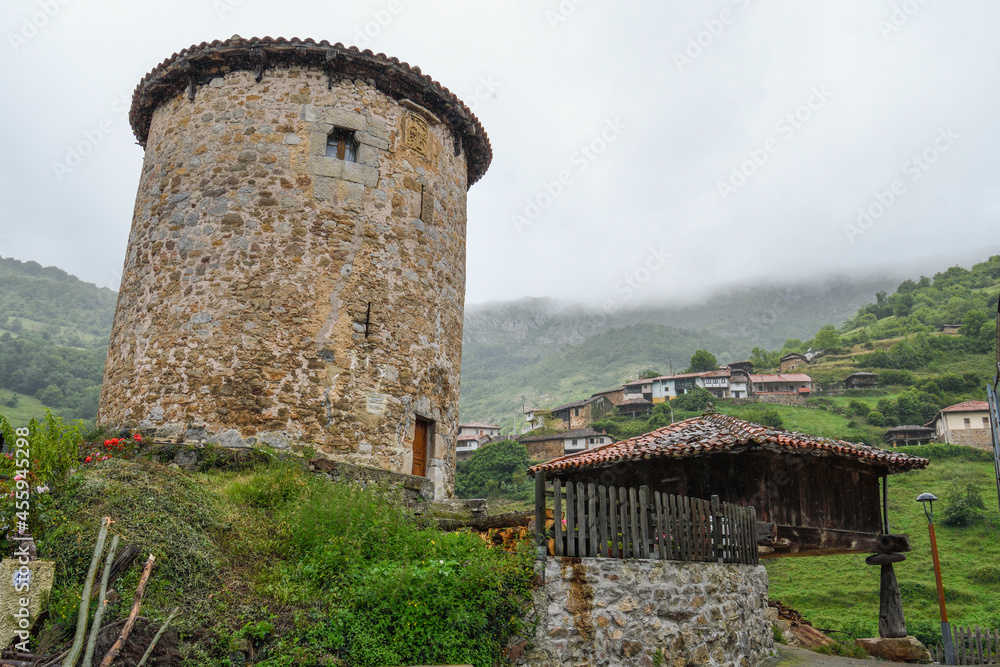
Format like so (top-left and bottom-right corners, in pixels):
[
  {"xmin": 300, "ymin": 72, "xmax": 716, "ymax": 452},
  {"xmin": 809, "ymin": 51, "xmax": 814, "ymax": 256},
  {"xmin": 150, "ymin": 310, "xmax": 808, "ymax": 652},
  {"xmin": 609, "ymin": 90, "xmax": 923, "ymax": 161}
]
[
  {"xmin": 933, "ymin": 626, "xmax": 1000, "ymax": 665},
  {"xmin": 533, "ymin": 478, "xmax": 759, "ymax": 565}
]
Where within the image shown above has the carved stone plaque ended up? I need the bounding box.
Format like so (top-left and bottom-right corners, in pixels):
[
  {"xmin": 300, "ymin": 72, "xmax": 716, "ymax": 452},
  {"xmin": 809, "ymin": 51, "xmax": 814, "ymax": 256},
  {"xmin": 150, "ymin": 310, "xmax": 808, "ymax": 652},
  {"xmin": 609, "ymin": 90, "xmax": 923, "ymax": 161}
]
[{"xmin": 404, "ymin": 113, "xmax": 429, "ymax": 156}]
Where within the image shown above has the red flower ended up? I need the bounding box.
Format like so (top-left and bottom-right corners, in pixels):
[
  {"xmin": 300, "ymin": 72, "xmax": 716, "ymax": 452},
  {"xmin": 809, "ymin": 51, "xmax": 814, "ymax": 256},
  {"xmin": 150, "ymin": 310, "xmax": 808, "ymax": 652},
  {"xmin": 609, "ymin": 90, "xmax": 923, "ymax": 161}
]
[
  {"xmin": 110, "ymin": 438, "xmax": 119, "ymax": 445},
  {"xmin": 84, "ymin": 456, "xmax": 92, "ymax": 463},
  {"xmin": 133, "ymin": 433, "xmax": 142, "ymax": 442},
  {"xmin": 103, "ymin": 439, "xmax": 111, "ymax": 447}
]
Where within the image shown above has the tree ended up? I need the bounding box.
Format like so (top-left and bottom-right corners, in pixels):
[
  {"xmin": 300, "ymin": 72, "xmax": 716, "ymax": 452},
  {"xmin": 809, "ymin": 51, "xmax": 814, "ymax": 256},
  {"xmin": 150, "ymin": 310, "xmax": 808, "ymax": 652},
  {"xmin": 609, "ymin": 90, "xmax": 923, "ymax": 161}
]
[
  {"xmin": 813, "ymin": 325, "xmax": 841, "ymax": 350},
  {"xmin": 638, "ymin": 369, "xmax": 662, "ymax": 379},
  {"xmin": 686, "ymin": 350, "xmax": 718, "ymax": 373},
  {"xmin": 749, "ymin": 347, "xmax": 778, "ymax": 370},
  {"xmin": 455, "ymin": 439, "xmax": 531, "ymax": 499}
]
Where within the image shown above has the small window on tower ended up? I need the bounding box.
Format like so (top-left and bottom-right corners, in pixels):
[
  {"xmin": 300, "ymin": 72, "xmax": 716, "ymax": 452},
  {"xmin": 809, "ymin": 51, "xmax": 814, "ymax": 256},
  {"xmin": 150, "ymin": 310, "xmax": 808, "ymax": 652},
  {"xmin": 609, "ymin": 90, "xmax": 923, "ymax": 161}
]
[{"xmin": 326, "ymin": 128, "xmax": 358, "ymax": 162}]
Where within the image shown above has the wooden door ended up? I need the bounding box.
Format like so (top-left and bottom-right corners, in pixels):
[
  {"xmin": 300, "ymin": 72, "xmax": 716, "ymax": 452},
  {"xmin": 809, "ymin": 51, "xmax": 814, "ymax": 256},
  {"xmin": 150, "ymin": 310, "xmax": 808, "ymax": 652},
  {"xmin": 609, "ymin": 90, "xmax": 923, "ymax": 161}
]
[{"xmin": 412, "ymin": 417, "xmax": 430, "ymax": 477}]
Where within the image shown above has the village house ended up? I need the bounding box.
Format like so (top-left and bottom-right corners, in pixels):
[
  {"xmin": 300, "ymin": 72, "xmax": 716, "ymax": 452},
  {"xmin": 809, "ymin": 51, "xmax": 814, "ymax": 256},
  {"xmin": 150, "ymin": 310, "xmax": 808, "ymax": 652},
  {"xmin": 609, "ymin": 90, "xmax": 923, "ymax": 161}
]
[
  {"xmin": 749, "ymin": 373, "xmax": 812, "ymax": 396},
  {"xmin": 625, "ymin": 368, "xmax": 754, "ymax": 401},
  {"xmin": 884, "ymin": 425, "xmax": 935, "ymax": 447},
  {"xmin": 518, "ymin": 428, "xmax": 614, "ymax": 461},
  {"xmin": 727, "ymin": 360, "xmax": 755, "ymax": 374},
  {"xmin": 551, "ymin": 395, "xmax": 615, "ymax": 430},
  {"xmin": 458, "ymin": 421, "xmax": 501, "ymax": 438},
  {"xmin": 621, "ymin": 378, "xmax": 654, "ymax": 403},
  {"xmin": 590, "ymin": 386, "xmax": 625, "ymax": 406},
  {"xmin": 845, "ymin": 372, "xmax": 879, "ymax": 390},
  {"xmin": 942, "ymin": 324, "xmax": 962, "ymax": 334},
  {"xmin": 779, "ymin": 353, "xmax": 807, "ymax": 372},
  {"xmin": 927, "ymin": 400, "xmax": 992, "ymax": 449},
  {"xmin": 616, "ymin": 397, "xmax": 653, "ymax": 417},
  {"xmin": 456, "ymin": 434, "xmax": 485, "ymax": 460}
]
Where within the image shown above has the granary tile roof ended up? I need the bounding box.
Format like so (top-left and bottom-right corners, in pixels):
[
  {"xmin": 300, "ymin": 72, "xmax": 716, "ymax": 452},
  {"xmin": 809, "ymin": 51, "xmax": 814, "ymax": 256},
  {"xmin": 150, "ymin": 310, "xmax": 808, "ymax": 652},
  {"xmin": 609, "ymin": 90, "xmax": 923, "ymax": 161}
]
[
  {"xmin": 940, "ymin": 400, "xmax": 989, "ymax": 413},
  {"xmin": 618, "ymin": 397, "xmax": 653, "ymax": 406},
  {"xmin": 528, "ymin": 413, "xmax": 928, "ymax": 476},
  {"xmin": 129, "ymin": 36, "xmax": 492, "ymax": 185}
]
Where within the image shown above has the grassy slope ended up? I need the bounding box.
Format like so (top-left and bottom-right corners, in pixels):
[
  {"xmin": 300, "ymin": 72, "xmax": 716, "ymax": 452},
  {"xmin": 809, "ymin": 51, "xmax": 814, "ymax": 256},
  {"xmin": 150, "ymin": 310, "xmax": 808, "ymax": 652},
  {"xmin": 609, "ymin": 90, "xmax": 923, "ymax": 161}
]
[
  {"xmin": 766, "ymin": 449, "xmax": 1000, "ymax": 640},
  {"xmin": 0, "ymin": 393, "xmax": 83, "ymax": 426}
]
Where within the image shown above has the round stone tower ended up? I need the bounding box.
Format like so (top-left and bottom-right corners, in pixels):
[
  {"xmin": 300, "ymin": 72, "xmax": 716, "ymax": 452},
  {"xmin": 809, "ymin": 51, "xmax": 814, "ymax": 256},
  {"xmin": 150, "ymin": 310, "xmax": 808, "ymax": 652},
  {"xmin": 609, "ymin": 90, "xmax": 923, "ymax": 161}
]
[{"xmin": 98, "ymin": 37, "xmax": 491, "ymax": 498}]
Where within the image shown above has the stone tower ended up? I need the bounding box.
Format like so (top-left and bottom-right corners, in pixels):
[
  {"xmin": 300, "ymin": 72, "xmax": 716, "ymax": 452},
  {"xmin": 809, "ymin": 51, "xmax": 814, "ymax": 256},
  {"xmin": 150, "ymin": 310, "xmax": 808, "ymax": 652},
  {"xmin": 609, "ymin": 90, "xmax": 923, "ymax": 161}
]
[{"xmin": 98, "ymin": 37, "xmax": 491, "ymax": 498}]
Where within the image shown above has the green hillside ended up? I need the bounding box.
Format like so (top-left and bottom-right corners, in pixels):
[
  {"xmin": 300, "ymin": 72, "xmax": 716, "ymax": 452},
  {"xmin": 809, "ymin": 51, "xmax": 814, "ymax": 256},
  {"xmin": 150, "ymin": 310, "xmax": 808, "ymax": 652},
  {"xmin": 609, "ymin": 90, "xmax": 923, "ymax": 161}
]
[
  {"xmin": 0, "ymin": 256, "xmax": 115, "ymax": 422},
  {"xmin": 460, "ymin": 322, "xmax": 735, "ymax": 426}
]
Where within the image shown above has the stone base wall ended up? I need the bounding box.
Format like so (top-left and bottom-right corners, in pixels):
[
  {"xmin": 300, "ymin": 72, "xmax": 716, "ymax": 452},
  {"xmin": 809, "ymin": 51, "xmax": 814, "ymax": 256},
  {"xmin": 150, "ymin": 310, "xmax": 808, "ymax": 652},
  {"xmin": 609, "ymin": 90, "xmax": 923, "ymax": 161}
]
[
  {"xmin": 946, "ymin": 428, "xmax": 993, "ymax": 450},
  {"xmin": 753, "ymin": 394, "xmax": 807, "ymax": 407},
  {"xmin": 519, "ymin": 557, "xmax": 772, "ymax": 667}
]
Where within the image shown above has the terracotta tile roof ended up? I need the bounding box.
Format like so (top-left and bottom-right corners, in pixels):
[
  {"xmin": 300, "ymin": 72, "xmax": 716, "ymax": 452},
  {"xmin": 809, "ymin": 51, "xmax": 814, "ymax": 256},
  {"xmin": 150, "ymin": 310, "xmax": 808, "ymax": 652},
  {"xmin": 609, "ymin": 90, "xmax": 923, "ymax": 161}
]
[
  {"xmin": 129, "ymin": 36, "xmax": 492, "ymax": 185},
  {"xmin": 457, "ymin": 434, "xmax": 481, "ymax": 442},
  {"xmin": 528, "ymin": 413, "xmax": 928, "ymax": 476},
  {"xmin": 459, "ymin": 421, "xmax": 499, "ymax": 429},
  {"xmin": 749, "ymin": 374, "xmax": 812, "ymax": 383},
  {"xmin": 940, "ymin": 400, "xmax": 989, "ymax": 413}
]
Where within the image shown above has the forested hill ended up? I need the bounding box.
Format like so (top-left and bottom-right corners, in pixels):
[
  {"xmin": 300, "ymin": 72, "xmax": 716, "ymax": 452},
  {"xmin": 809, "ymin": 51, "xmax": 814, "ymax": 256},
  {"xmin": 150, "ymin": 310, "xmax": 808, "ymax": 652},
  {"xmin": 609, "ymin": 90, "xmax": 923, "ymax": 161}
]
[
  {"xmin": 0, "ymin": 257, "xmax": 115, "ymax": 421},
  {"xmin": 460, "ymin": 273, "xmax": 903, "ymax": 424},
  {"xmin": 0, "ymin": 257, "xmax": 117, "ymax": 338}
]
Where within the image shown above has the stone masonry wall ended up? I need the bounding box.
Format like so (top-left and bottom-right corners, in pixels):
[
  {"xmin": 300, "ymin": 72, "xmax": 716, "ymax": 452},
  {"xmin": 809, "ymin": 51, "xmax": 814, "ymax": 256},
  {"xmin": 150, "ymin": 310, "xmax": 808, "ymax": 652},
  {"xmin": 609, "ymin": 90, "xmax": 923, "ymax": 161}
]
[
  {"xmin": 99, "ymin": 65, "xmax": 471, "ymax": 498},
  {"xmin": 519, "ymin": 557, "xmax": 772, "ymax": 667},
  {"xmin": 946, "ymin": 427, "xmax": 992, "ymax": 450}
]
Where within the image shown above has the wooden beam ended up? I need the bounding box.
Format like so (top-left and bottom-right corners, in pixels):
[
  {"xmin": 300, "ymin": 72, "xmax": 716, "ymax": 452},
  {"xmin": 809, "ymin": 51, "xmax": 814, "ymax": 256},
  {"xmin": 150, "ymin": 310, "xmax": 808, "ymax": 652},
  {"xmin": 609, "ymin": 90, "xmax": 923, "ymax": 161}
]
[{"xmin": 759, "ymin": 526, "xmax": 911, "ymax": 558}]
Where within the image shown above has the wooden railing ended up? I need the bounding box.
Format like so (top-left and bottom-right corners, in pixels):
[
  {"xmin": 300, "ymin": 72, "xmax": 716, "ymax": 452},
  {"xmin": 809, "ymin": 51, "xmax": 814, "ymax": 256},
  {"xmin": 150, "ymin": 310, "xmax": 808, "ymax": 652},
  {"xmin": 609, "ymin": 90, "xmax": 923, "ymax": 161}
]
[
  {"xmin": 934, "ymin": 625, "xmax": 1000, "ymax": 665},
  {"xmin": 533, "ymin": 477, "xmax": 759, "ymax": 565}
]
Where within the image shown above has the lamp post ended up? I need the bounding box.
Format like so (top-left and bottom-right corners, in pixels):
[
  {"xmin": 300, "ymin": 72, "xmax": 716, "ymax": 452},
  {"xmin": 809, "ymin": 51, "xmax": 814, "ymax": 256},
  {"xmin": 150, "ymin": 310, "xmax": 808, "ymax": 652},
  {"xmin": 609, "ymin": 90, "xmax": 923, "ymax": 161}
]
[{"xmin": 918, "ymin": 492, "xmax": 955, "ymax": 665}]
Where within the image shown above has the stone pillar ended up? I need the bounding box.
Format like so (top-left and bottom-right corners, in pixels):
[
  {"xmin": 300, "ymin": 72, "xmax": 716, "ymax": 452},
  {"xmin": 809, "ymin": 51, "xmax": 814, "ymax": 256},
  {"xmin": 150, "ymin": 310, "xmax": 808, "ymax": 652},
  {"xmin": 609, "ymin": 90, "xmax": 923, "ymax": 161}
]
[{"xmin": 866, "ymin": 552, "xmax": 907, "ymax": 638}]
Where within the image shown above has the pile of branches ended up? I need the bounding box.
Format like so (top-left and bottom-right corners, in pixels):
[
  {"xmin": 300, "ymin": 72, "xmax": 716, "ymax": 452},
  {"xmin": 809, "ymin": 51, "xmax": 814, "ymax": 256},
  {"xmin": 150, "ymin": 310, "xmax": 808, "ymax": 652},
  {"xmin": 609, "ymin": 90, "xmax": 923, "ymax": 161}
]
[{"xmin": 4, "ymin": 517, "xmax": 179, "ymax": 667}]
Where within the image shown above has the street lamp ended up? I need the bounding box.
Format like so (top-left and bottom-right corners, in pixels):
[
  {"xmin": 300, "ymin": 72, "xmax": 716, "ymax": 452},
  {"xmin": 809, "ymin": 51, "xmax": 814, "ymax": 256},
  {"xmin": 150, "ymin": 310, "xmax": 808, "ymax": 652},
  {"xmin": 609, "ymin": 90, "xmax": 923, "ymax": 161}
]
[{"xmin": 917, "ymin": 492, "xmax": 955, "ymax": 665}]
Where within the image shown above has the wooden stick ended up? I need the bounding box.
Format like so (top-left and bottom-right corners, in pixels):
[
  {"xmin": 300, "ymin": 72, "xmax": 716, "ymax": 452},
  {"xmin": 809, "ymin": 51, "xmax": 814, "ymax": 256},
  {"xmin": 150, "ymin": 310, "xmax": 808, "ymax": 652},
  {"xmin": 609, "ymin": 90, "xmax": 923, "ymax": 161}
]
[
  {"xmin": 63, "ymin": 517, "xmax": 111, "ymax": 667},
  {"xmin": 136, "ymin": 607, "xmax": 180, "ymax": 667},
  {"xmin": 82, "ymin": 535, "xmax": 119, "ymax": 667},
  {"xmin": 98, "ymin": 554, "xmax": 156, "ymax": 667}
]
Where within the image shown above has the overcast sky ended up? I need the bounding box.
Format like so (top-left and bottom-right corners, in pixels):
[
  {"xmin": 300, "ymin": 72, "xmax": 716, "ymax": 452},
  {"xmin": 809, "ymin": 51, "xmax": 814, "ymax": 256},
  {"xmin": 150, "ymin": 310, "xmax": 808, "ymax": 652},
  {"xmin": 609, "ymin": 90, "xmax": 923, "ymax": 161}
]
[{"xmin": 1, "ymin": 0, "xmax": 997, "ymax": 310}]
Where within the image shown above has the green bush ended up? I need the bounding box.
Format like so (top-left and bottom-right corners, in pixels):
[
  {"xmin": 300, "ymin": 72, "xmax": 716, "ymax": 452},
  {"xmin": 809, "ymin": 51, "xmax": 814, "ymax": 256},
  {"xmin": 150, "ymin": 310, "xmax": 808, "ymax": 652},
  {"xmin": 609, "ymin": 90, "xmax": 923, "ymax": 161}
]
[
  {"xmin": 672, "ymin": 387, "xmax": 715, "ymax": 412},
  {"xmin": 942, "ymin": 482, "xmax": 987, "ymax": 527},
  {"xmin": 848, "ymin": 400, "xmax": 870, "ymax": 418},
  {"xmin": 266, "ymin": 476, "xmax": 535, "ymax": 667},
  {"xmin": 455, "ymin": 439, "xmax": 532, "ymax": 499},
  {"xmin": 866, "ymin": 411, "xmax": 886, "ymax": 427}
]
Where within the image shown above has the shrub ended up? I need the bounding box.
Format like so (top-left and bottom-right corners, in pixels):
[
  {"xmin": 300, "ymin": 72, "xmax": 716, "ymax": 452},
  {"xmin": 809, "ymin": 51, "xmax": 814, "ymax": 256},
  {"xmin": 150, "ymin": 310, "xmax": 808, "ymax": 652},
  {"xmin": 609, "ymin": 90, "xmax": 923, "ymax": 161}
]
[
  {"xmin": 866, "ymin": 411, "xmax": 886, "ymax": 427},
  {"xmin": 941, "ymin": 482, "xmax": 987, "ymax": 527},
  {"xmin": 848, "ymin": 400, "xmax": 870, "ymax": 417},
  {"xmin": 672, "ymin": 387, "xmax": 714, "ymax": 412},
  {"xmin": 880, "ymin": 369, "xmax": 915, "ymax": 386}
]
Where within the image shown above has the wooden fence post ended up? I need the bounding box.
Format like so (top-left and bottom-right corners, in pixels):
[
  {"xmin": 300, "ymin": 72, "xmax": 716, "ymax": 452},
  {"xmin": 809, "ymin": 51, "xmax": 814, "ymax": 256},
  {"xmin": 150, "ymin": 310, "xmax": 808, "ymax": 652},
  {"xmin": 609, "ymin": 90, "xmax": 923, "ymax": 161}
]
[
  {"xmin": 534, "ymin": 473, "xmax": 546, "ymax": 555},
  {"xmin": 553, "ymin": 479, "xmax": 563, "ymax": 557},
  {"xmin": 711, "ymin": 495, "xmax": 723, "ymax": 563},
  {"xmin": 639, "ymin": 486, "xmax": 650, "ymax": 559}
]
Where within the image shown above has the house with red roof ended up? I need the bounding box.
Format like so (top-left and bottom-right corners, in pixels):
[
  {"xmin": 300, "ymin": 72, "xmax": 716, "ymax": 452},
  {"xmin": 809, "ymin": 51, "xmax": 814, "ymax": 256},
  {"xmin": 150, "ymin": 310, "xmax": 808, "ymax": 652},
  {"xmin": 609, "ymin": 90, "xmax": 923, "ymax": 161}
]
[
  {"xmin": 748, "ymin": 373, "xmax": 812, "ymax": 395},
  {"xmin": 927, "ymin": 400, "xmax": 992, "ymax": 449}
]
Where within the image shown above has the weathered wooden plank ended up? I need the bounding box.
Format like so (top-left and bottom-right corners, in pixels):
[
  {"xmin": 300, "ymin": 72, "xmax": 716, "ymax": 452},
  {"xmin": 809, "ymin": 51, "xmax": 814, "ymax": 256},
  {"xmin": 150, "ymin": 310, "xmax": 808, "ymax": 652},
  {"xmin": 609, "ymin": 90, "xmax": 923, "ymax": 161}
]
[
  {"xmin": 553, "ymin": 479, "xmax": 563, "ymax": 557},
  {"xmin": 566, "ymin": 481, "xmax": 576, "ymax": 558},
  {"xmin": 639, "ymin": 486, "xmax": 650, "ymax": 559},
  {"xmin": 619, "ymin": 486, "xmax": 629, "ymax": 558},
  {"xmin": 609, "ymin": 485, "xmax": 620, "ymax": 558},
  {"xmin": 655, "ymin": 491, "xmax": 665, "ymax": 560},
  {"xmin": 742, "ymin": 505, "xmax": 752, "ymax": 564},
  {"xmin": 587, "ymin": 482, "xmax": 601, "ymax": 558},
  {"xmin": 726, "ymin": 502, "xmax": 736, "ymax": 563},
  {"xmin": 598, "ymin": 485, "xmax": 609, "ymax": 559},
  {"xmin": 669, "ymin": 494, "xmax": 680, "ymax": 560},
  {"xmin": 710, "ymin": 496, "xmax": 722, "ymax": 563},
  {"xmin": 760, "ymin": 526, "xmax": 912, "ymax": 558},
  {"xmin": 679, "ymin": 496, "xmax": 694, "ymax": 561},
  {"xmin": 976, "ymin": 626, "xmax": 984, "ymax": 666},
  {"xmin": 751, "ymin": 507, "xmax": 760, "ymax": 565},
  {"xmin": 577, "ymin": 481, "xmax": 587, "ymax": 557},
  {"xmin": 534, "ymin": 474, "xmax": 546, "ymax": 551},
  {"xmin": 628, "ymin": 486, "xmax": 639, "ymax": 559}
]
